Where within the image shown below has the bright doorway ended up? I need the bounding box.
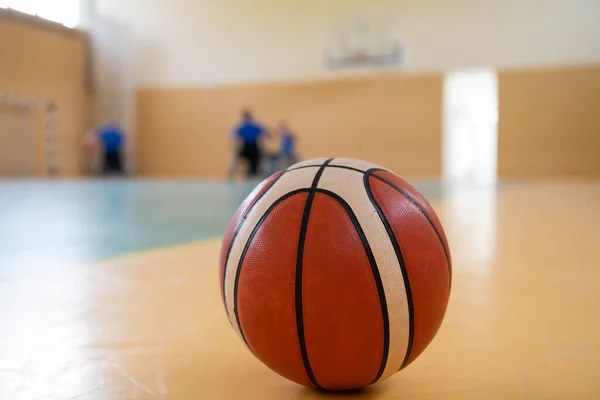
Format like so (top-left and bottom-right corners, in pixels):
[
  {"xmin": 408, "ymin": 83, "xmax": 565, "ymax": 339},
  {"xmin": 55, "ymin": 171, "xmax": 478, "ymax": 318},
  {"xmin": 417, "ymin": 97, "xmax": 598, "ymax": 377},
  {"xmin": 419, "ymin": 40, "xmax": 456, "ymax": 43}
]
[{"xmin": 443, "ymin": 68, "xmax": 498, "ymax": 185}]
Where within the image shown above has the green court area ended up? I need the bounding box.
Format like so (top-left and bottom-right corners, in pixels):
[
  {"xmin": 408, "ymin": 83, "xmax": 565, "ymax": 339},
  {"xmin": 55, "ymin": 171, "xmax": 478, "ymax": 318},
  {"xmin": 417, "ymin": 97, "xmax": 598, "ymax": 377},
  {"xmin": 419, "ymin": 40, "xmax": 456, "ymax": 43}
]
[{"xmin": 0, "ymin": 179, "xmax": 453, "ymax": 270}]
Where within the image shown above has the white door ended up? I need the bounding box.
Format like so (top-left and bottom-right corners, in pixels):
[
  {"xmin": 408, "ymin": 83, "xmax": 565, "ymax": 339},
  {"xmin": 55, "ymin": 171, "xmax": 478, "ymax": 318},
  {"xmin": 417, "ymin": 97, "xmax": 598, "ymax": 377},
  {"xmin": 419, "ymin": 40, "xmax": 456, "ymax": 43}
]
[{"xmin": 443, "ymin": 69, "xmax": 498, "ymax": 185}]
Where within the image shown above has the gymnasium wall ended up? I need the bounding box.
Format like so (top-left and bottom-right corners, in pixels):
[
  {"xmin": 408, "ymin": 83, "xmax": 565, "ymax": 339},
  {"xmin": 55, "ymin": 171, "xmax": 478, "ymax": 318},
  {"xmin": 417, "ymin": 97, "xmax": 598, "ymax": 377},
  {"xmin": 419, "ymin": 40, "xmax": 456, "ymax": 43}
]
[
  {"xmin": 96, "ymin": 0, "xmax": 600, "ymax": 86},
  {"xmin": 498, "ymin": 65, "xmax": 600, "ymax": 179},
  {"xmin": 95, "ymin": 0, "xmax": 600, "ymax": 178},
  {"xmin": 0, "ymin": 10, "xmax": 90, "ymax": 176},
  {"xmin": 138, "ymin": 74, "xmax": 442, "ymax": 178}
]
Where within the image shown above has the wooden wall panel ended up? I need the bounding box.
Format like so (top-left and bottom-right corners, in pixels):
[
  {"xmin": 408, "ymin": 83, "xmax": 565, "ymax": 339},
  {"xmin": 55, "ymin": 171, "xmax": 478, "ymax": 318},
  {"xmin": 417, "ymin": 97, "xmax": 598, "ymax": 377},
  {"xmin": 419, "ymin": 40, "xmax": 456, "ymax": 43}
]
[
  {"xmin": 0, "ymin": 107, "xmax": 25, "ymax": 175},
  {"xmin": 137, "ymin": 74, "xmax": 443, "ymax": 178},
  {"xmin": 498, "ymin": 66, "xmax": 600, "ymax": 179},
  {"xmin": 0, "ymin": 11, "xmax": 90, "ymax": 177}
]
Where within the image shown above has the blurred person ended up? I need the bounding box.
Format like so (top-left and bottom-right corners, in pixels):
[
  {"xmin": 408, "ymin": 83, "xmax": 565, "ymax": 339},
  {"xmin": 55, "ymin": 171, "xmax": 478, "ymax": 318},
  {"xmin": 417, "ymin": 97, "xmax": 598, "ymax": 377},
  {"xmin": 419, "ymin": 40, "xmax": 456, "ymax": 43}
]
[
  {"xmin": 278, "ymin": 121, "xmax": 299, "ymax": 169},
  {"xmin": 96, "ymin": 121, "xmax": 126, "ymax": 175},
  {"xmin": 82, "ymin": 128, "xmax": 99, "ymax": 173},
  {"xmin": 261, "ymin": 126, "xmax": 282, "ymax": 177},
  {"xmin": 227, "ymin": 130, "xmax": 241, "ymax": 180},
  {"xmin": 229, "ymin": 109, "xmax": 268, "ymax": 179}
]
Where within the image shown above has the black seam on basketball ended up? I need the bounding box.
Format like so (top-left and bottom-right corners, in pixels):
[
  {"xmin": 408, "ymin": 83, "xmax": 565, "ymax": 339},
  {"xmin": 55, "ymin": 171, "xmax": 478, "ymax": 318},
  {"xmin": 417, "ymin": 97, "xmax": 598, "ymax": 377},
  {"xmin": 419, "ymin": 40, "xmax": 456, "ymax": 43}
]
[
  {"xmin": 312, "ymin": 188, "xmax": 390, "ymax": 385},
  {"xmin": 222, "ymin": 171, "xmax": 285, "ymax": 318},
  {"xmin": 287, "ymin": 164, "xmax": 365, "ymax": 174},
  {"xmin": 369, "ymin": 169, "xmax": 451, "ymax": 287},
  {"xmin": 363, "ymin": 169, "xmax": 415, "ymax": 371},
  {"xmin": 232, "ymin": 188, "xmax": 311, "ymax": 353},
  {"xmin": 295, "ymin": 158, "xmax": 334, "ymax": 389},
  {"xmin": 286, "ymin": 165, "xmax": 321, "ymax": 171}
]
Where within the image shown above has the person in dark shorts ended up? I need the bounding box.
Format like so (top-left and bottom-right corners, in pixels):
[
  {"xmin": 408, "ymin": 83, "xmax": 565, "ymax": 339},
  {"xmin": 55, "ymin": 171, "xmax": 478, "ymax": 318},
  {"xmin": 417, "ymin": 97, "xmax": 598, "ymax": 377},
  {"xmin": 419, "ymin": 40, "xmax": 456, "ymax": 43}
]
[
  {"xmin": 97, "ymin": 122, "xmax": 126, "ymax": 175},
  {"xmin": 230, "ymin": 110, "xmax": 268, "ymax": 179}
]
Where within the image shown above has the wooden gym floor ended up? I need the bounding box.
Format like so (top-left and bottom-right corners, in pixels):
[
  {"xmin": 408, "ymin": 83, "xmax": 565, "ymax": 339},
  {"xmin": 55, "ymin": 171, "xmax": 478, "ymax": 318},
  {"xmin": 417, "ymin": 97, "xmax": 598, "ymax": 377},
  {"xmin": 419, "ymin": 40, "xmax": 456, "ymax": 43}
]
[{"xmin": 1, "ymin": 180, "xmax": 599, "ymax": 399}]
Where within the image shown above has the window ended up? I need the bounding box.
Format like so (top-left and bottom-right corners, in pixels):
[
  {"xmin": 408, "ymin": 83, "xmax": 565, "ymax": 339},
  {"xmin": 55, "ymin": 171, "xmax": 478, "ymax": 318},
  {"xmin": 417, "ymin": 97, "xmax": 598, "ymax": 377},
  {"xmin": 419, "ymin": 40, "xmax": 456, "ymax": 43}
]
[{"xmin": 0, "ymin": 0, "xmax": 80, "ymax": 28}]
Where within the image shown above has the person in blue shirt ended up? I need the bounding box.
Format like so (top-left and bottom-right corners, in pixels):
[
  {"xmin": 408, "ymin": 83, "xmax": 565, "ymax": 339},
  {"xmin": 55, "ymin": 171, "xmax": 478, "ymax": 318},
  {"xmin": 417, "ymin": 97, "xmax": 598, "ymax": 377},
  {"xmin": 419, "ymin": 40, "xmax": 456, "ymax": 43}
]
[
  {"xmin": 230, "ymin": 110, "xmax": 268, "ymax": 178},
  {"xmin": 278, "ymin": 121, "xmax": 299, "ymax": 169},
  {"xmin": 97, "ymin": 122, "xmax": 125, "ymax": 174}
]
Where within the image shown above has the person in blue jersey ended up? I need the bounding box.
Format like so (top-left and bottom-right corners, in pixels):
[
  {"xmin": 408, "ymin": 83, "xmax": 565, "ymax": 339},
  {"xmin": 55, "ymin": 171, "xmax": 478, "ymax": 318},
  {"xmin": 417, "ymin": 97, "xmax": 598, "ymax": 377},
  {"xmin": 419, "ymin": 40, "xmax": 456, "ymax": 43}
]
[
  {"xmin": 97, "ymin": 122, "xmax": 126, "ymax": 174},
  {"xmin": 230, "ymin": 109, "xmax": 268, "ymax": 179},
  {"xmin": 278, "ymin": 121, "xmax": 299, "ymax": 169}
]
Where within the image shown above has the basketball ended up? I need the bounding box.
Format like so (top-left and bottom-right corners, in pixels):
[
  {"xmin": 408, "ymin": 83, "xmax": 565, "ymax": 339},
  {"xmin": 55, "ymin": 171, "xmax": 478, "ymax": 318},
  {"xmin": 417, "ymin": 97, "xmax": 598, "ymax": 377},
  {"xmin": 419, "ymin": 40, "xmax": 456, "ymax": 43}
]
[{"xmin": 219, "ymin": 157, "xmax": 451, "ymax": 390}]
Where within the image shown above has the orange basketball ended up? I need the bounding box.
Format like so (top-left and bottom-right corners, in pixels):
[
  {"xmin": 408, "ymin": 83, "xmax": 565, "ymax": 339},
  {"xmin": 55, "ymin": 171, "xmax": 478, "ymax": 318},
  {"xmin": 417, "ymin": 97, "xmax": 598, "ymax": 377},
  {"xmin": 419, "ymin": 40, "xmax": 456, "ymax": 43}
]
[{"xmin": 219, "ymin": 158, "xmax": 451, "ymax": 391}]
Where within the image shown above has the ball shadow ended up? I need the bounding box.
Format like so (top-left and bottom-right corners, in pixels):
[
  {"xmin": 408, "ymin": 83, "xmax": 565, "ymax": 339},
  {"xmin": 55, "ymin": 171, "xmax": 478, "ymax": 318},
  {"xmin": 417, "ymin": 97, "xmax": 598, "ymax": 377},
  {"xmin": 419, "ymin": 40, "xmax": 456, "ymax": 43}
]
[{"xmin": 294, "ymin": 383, "xmax": 387, "ymax": 399}]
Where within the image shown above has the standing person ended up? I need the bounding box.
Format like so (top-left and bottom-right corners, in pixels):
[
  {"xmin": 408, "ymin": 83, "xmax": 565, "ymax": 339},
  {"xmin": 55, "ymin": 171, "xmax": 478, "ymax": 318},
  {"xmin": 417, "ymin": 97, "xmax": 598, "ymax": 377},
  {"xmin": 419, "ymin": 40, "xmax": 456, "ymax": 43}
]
[
  {"xmin": 230, "ymin": 109, "xmax": 268, "ymax": 179},
  {"xmin": 278, "ymin": 121, "xmax": 299, "ymax": 169},
  {"xmin": 97, "ymin": 122, "xmax": 126, "ymax": 175}
]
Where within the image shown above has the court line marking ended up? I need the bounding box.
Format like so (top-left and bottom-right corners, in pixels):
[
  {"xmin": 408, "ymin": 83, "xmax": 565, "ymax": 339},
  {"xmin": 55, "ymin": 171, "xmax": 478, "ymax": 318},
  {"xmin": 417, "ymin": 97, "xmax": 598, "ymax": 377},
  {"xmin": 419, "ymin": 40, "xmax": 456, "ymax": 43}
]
[{"xmin": 110, "ymin": 362, "xmax": 158, "ymax": 398}]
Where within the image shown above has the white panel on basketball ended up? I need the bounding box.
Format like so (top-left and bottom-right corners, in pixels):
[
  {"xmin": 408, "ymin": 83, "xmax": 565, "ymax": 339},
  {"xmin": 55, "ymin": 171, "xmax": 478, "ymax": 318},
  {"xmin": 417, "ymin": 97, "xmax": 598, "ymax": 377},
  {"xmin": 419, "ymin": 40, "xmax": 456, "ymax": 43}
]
[
  {"xmin": 316, "ymin": 166, "xmax": 410, "ymax": 381},
  {"xmin": 288, "ymin": 158, "xmax": 329, "ymax": 169},
  {"xmin": 224, "ymin": 167, "xmax": 318, "ymax": 341},
  {"xmin": 329, "ymin": 158, "xmax": 389, "ymax": 173}
]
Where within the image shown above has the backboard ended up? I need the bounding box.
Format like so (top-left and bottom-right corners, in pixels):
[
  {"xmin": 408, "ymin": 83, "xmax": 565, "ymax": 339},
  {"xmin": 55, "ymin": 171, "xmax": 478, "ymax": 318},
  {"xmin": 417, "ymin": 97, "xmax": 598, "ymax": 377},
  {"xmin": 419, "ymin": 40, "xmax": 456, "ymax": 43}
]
[{"xmin": 324, "ymin": 15, "xmax": 403, "ymax": 69}]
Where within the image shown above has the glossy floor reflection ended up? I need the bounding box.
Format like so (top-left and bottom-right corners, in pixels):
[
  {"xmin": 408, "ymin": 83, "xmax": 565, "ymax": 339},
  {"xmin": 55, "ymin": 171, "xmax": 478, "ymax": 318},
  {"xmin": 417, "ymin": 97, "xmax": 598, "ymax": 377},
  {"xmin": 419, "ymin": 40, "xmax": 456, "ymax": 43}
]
[{"xmin": 1, "ymin": 181, "xmax": 599, "ymax": 399}]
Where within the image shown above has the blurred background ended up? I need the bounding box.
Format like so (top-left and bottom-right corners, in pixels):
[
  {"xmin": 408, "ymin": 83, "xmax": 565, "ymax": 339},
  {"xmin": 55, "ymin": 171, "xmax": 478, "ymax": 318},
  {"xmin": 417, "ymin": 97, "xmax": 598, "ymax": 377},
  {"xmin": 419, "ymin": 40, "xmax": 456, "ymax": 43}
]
[
  {"xmin": 0, "ymin": 0, "xmax": 598, "ymax": 182},
  {"xmin": 1, "ymin": 1, "xmax": 600, "ymax": 399}
]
